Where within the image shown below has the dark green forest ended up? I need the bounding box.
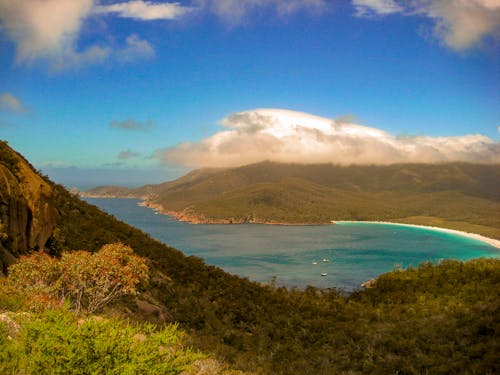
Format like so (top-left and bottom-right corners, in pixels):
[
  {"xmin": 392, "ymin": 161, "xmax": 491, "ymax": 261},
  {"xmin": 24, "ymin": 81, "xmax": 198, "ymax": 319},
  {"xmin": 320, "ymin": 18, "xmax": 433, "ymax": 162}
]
[
  {"xmin": 2, "ymin": 141, "xmax": 500, "ymax": 374},
  {"xmin": 51, "ymin": 163, "xmax": 500, "ymax": 373},
  {"xmin": 47, "ymin": 189, "xmax": 500, "ymax": 373}
]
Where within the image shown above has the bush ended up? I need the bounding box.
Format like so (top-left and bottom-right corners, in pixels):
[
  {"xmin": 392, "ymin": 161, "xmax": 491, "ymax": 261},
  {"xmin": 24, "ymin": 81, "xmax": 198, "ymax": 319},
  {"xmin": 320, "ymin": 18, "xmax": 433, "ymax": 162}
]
[
  {"xmin": 0, "ymin": 309, "xmax": 203, "ymax": 375},
  {"xmin": 8, "ymin": 243, "xmax": 149, "ymax": 314}
]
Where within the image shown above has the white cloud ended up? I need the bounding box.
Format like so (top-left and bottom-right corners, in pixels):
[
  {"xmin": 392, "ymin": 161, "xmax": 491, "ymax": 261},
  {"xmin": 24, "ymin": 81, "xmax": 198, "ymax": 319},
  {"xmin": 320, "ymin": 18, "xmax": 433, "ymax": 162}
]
[
  {"xmin": 416, "ymin": 0, "xmax": 500, "ymax": 51},
  {"xmin": 353, "ymin": 0, "xmax": 403, "ymax": 17},
  {"xmin": 0, "ymin": 92, "xmax": 25, "ymax": 113},
  {"xmin": 352, "ymin": 0, "xmax": 500, "ymax": 51},
  {"xmin": 94, "ymin": 1, "xmax": 192, "ymax": 20},
  {"xmin": 0, "ymin": 0, "xmax": 155, "ymax": 70},
  {"xmin": 154, "ymin": 108, "xmax": 500, "ymax": 167},
  {"xmin": 0, "ymin": 0, "xmax": 95, "ymax": 62}
]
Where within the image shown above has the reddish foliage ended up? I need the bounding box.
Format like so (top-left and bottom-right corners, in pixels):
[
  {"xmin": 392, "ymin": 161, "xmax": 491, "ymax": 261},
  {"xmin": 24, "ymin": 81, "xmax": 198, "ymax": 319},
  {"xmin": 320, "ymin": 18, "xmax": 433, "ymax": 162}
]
[{"xmin": 8, "ymin": 243, "xmax": 149, "ymax": 314}]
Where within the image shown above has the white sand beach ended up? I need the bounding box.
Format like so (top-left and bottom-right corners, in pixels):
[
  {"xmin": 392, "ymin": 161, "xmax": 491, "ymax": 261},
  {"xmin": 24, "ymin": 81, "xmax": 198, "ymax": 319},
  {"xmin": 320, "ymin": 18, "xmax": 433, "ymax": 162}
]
[{"xmin": 334, "ymin": 221, "xmax": 500, "ymax": 249}]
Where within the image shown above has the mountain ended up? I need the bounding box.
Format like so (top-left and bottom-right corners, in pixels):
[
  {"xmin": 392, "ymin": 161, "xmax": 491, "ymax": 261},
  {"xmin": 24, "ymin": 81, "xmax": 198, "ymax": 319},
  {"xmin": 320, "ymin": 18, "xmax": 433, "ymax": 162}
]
[
  {"xmin": 84, "ymin": 161, "xmax": 500, "ymax": 238},
  {"xmin": 2, "ymin": 141, "xmax": 499, "ymax": 374}
]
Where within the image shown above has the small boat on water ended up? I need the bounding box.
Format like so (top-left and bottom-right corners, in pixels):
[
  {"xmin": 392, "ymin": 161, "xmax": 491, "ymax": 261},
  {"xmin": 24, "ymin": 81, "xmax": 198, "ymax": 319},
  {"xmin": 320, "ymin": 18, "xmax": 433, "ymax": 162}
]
[
  {"xmin": 321, "ymin": 273, "xmax": 328, "ymax": 276},
  {"xmin": 312, "ymin": 261, "xmax": 318, "ymax": 265},
  {"xmin": 322, "ymin": 258, "xmax": 330, "ymax": 262}
]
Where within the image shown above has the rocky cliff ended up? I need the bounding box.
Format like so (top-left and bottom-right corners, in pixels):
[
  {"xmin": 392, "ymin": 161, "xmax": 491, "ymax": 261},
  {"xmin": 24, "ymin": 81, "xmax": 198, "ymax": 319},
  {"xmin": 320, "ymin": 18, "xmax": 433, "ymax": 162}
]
[{"xmin": 0, "ymin": 141, "xmax": 57, "ymax": 272}]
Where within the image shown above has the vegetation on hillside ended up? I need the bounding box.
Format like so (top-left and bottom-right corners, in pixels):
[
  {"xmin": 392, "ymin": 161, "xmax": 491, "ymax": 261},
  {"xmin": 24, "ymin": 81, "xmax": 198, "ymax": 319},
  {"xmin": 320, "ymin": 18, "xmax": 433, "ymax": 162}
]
[
  {"xmin": 48, "ymin": 182, "xmax": 500, "ymax": 373},
  {"xmin": 0, "ymin": 309, "xmax": 204, "ymax": 375},
  {"xmin": 1, "ymin": 141, "xmax": 499, "ymax": 373},
  {"xmin": 9, "ymin": 243, "xmax": 149, "ymax": 314},
  {"xmin": 84, "ymin": 161, "xmax": 500, "ymax": 238},
  {"xmin": 0, "ymin": 247, "xmax": 209, "ymax": 375}
]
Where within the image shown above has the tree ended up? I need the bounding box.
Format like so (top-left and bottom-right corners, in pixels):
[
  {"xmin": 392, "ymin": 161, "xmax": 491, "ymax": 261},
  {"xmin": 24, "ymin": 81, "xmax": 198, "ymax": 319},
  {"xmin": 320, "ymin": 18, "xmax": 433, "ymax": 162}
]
[{"xmin": 8, "ymin": 243, "xmax": 149, "ymax": 314}]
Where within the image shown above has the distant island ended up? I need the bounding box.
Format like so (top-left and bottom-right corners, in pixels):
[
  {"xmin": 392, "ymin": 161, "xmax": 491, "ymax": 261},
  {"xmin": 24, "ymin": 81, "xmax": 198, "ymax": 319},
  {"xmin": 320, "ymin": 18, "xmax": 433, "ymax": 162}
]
[{"xmin": 82, "ymin": 161, "xmax": 500, "ymax": 240}]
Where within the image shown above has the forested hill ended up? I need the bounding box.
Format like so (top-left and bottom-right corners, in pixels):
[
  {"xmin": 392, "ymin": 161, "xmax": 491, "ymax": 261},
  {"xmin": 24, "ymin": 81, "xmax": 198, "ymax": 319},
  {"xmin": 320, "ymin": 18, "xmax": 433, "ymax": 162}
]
[
  {"xmin": 84, "ymin": 161, "xmax": 500, "ymax": 238},
  {"xmin": 1, "ymin": 141, "xmax": 499, "ymax": 374}
]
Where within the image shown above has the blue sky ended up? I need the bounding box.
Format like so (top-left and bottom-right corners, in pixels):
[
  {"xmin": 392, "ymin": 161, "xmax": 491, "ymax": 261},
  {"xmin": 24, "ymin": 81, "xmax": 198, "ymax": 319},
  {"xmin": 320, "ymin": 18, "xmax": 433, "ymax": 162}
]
[{"xmin": 1, "ymin": 0, "xmax": 499, "ymax": 188}]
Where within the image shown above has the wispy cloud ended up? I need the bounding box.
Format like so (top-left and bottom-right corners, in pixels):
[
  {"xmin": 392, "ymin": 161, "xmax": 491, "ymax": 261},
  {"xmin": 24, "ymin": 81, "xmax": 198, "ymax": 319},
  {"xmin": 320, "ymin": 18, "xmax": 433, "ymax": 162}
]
[
  {"xmin": 116, "ymin": 34, "xmax": 155, "ymax": 62},
  {"xmin": 195, "ymin": 0, "xmax": 328, "ymax": 24},
  {"xmin": 94, "ymin": 0, "xmax": 328, "ymax": 24},
  {"xmin": 154, "ymin": 108, "xmax": 500, "ymax": 167},
  {"xmin": 0, "ymin": 92, "xmax": 26, "ymax": 113},
  {"xmin": 353, "ymin": 0, "xmax": 402, "ymax": 17},
  {"xmin": 118, "ymin": 149, "xmax": 141, "ymax": 160},
  {"xmin": 110, "ymin": 119, "xmax": 154, "ymax": 131},
  {"xmin": 48, "ymin": 45, "xmax": 112, "ymax": 72},
  {"xmin": 352, "ymin": 0, "xmax": 500, "ymax": 51},
  {"xmin": 94, "ymin": 1, "xmax": 193, "ymax": 20},
  {"xmin": 49, "ymin": 34, "xmax": 154, "ymax": 71}
]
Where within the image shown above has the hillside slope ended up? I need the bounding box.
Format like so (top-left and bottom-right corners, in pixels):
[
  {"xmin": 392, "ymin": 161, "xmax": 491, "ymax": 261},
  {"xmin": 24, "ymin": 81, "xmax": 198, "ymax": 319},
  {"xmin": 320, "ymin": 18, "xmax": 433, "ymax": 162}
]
[
  {"xmin": 2, "ymin": 142, "xmax": 499, "ymax": 374},
  {"xmin": 84, "ymin": 161, "xmax": 500, "ymax": 238}
]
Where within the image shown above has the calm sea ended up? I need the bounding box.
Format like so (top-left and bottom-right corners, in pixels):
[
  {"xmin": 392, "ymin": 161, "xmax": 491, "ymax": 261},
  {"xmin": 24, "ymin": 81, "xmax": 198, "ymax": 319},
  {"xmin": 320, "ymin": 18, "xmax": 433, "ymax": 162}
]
[{"xmin": 85, "ymin": 198, "xmax": 499, "ymax": 291}]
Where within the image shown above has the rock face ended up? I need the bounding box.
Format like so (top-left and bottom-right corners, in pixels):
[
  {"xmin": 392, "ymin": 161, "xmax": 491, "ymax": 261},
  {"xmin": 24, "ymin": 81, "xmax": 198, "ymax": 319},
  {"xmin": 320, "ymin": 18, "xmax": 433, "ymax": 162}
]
[{"xmin": 0, "ymin": 142, "xmax": 57, "ymax": 273}]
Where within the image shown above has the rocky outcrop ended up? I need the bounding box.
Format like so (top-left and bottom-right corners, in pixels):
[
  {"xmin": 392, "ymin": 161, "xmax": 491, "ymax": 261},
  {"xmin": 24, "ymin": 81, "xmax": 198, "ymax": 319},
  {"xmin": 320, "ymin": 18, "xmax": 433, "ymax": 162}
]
[{"xmin": 0, "ymin": 143, "xmax": 58, "ymax": 273}]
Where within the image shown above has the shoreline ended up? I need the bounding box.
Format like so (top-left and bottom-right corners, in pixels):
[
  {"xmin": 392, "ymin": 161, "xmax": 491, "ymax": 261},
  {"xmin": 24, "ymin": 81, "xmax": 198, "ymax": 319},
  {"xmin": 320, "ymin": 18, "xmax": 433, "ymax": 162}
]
[
  {"xmin": 142, "ymin": 201, "xmax": 500, "ymax": 249},
  {"xmin": 85, "ymin": 196, "xmax": 500, "ymax": 250},
  {"xmin": 146, "ymin": 201, "xmax": 500, "ymax": 249},
  {"xmin": 334, "ymin": 221, "xmax": 500, "ymax": 249},
  {"xmin": 143, "ymin": 200, "xmax": 500, "ymax": 249},
  {"xmin": 138, "ymin": 200, "xmax": 329, "ymax": 226}
]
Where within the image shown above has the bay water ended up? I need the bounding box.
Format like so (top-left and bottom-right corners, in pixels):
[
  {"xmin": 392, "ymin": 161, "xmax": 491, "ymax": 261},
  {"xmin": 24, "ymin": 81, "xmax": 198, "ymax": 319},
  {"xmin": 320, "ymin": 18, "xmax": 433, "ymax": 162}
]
[{"xmin": 85, "ymin": 198, "xmax": 499, "ymax": 291}]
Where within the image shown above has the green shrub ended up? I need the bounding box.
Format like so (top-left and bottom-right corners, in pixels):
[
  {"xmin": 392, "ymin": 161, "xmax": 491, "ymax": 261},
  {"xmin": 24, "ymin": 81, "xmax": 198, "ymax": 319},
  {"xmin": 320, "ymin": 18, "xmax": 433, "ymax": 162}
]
[
  {"xmin": 0, "ymin": 309, "xmax": 203, "ymax": 375},
  {"xmin": 0, "ymin": 320, "xmax": 22, "ymax": 374}
]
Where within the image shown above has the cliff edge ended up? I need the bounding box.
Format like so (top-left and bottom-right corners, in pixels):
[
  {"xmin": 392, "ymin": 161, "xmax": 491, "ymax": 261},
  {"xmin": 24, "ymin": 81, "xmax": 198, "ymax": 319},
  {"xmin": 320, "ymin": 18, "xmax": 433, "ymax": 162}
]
[{"xmin": 0, "ymin": 141, "xmax": 57, "ymax": 272}]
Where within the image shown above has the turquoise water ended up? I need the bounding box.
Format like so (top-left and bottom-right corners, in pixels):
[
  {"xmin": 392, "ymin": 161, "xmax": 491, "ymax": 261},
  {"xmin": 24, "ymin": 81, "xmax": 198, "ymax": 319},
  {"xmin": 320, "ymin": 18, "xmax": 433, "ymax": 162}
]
[{"xmin": 85, "ymin": 198, "xmax": 499, "ymax": 291}]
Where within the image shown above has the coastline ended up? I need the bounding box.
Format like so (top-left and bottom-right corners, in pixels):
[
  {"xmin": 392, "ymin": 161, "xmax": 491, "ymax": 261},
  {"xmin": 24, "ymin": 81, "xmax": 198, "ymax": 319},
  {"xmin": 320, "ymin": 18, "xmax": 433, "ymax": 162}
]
[
  {"xmin": 85, "ymin": 196, "xmax": 500, "ymax": 250},
  {"xmin": 334, "ymin": 221, "xmax": 500, "ymax": 250},
  {"xmin": 137, "ymin": 200, "xmax": 328, "ymax": 226},
  {"xmin": 143, "ymin": 201, "xmax": 500, "ymax": 249}
]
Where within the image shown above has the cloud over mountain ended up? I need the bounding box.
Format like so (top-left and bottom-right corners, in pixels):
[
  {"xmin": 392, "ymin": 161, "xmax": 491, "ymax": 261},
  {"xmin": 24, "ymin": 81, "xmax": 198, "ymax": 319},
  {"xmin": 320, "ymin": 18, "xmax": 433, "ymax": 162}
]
[{"xmin": 155, "ymin": 108, "xmax": 500, "ymax": 167}]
